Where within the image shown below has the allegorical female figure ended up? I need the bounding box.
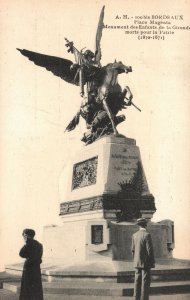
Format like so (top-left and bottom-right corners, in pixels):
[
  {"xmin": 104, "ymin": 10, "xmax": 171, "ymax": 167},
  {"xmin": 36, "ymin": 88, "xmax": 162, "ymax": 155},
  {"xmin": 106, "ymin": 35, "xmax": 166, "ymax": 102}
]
[{"xmin": 19, "ymin": 229, "xmax": 44, "ymax": 300}]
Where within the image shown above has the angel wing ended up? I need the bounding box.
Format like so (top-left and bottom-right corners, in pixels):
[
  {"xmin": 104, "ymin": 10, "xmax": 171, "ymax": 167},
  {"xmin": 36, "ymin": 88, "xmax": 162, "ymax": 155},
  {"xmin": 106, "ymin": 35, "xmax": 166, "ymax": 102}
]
[
  {"xmin": 17, "ymin": 48, "xmax": 80, "ymax": 86},
  {"xmin": 94, "ymin": 6, "xmax": 105, "ymax": 67}
]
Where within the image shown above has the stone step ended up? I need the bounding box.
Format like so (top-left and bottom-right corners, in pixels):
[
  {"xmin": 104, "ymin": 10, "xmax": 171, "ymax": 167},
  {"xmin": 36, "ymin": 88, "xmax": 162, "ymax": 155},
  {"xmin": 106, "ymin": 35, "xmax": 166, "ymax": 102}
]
[
  {"xmin": 0, "ymin": 272, "xmax": 21, "ymax": 290},
  {"xmin": 6, "ymin": 259, "xmax": 190, "ymax": 283},
  {"xmin": 3, "ymin": 281, "xmax": 123, "ymax": 296},
  {"xmin": 1, "ymin": 289, "xmax": 190, "ymax": 300},
  {"xmin": 6, "ymin": 258, "xmax": 190, "ymax": 283},
  {"xmin": 44, "ymin": 268, "xmax": 190, "ymax": 283},
  {"xmin": 0, "ymin": 277, "xmax": 21, "ymax": 289},
  {"xmin": 43, "ymin": 294, "xmax": 190, "ymax": 300},
  {"xmin": 5, "ymin": 267, "xmax": 190, "ymax": 284},
  {"xmin": 122, "ymin": 268, "xmax": 190, "ymax": 283},
  {"xmin": 3, "ymin": 280, "xmax": 190, "ymax": 296}
]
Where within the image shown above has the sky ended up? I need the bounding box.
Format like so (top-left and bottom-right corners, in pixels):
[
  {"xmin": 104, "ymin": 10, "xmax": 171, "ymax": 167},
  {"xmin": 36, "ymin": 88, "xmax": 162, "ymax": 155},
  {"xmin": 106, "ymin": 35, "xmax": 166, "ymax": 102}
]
[{"xmin": 0, "ymin": 0, "xmax": 190, "ymax": 270}]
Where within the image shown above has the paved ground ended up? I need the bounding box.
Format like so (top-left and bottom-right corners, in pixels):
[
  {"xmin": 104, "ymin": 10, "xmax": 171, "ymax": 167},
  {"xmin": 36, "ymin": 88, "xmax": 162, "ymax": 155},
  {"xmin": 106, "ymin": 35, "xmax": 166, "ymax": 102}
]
[
  {"xmin": 1, "ymin": 268, "xmax": 190, "ymax": 299},
  {"xmin": 0, "ymin": 290, "xmax": 190, "ymax": 300}
]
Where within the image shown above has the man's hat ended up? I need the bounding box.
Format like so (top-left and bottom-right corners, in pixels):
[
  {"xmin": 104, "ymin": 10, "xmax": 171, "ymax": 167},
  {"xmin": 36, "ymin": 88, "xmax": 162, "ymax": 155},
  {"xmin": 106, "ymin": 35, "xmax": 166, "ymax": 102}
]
[
  {"xmin": 22, "ymin": 229, "xmax": 35, "ymax": 238},
  {"xmin": 136, "ymin": 218, "xmax": 147, "ymax": 225}
]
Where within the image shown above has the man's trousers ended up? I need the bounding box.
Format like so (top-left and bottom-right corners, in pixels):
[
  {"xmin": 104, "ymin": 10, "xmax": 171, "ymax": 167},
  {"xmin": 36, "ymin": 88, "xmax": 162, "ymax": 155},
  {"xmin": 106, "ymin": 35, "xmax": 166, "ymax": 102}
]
[{"xmin": 134, "ymin": 268, "xmax": 151, "ymax": 300}]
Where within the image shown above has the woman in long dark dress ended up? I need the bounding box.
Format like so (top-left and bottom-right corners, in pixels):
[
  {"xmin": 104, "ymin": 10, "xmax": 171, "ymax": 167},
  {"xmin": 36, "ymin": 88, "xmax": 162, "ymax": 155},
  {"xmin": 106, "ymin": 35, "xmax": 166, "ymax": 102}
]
[{"xmin": 19, "ymin": 229, "xmax": 44, "ymax": 300}]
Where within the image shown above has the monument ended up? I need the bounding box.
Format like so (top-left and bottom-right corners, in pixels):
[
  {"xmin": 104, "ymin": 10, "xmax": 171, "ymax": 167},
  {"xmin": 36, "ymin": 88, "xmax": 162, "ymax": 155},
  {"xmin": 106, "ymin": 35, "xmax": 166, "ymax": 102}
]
[{"xmin": 16, "ymin": 6, "xmax": 175, "ymax": 279}]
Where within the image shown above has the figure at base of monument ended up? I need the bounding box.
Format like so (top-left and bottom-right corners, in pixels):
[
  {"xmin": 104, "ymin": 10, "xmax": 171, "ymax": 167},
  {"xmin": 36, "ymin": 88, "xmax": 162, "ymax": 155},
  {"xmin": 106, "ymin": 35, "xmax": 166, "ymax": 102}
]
[
  {"xmin": 131, "ymin": 218, "xmax": 155, "ymax": 300},
  {"xmin": 19, "ymin": 229, "xmax": 44, "ymax": 300}
]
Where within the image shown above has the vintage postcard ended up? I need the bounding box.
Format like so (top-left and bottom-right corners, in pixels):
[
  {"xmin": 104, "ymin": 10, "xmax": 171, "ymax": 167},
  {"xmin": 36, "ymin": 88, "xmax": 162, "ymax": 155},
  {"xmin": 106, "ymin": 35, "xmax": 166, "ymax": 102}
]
[{"xmin": 0, "ymin": 0, "xmax": 190, "ymax": 298}]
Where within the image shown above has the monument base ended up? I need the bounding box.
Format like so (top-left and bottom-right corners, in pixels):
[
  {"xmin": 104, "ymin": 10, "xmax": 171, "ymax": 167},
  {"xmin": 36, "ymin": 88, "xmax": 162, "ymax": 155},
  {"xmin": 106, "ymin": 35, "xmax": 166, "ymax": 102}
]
[
  {"xmin": 43, "ymin": 219, "xmax": 174, "ymax": 265},
  {"xmin": 42, "ymin": 135, "xmax": 174, "ymax": 275}
]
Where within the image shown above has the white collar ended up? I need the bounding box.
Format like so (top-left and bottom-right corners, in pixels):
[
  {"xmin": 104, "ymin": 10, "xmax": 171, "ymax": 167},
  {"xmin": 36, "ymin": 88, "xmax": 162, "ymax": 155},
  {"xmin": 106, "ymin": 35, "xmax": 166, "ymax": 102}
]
[{"xmin": 140, "ymin": 227, "xmax": 146, "ymax": 231}]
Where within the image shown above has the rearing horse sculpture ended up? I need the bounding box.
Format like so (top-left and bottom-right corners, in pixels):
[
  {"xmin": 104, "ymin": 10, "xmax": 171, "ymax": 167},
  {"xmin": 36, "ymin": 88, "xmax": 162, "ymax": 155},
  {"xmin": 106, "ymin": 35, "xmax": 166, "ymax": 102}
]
[
  {"xmin": 98, "ymin": 61, "xmax": 132, "ymax": 135},
  {"xmin": 17, "ymin": 46, "xmax": 134, "ymax": 143},
  {"xmin": 65, "ymin": 60, "xmax": 133, "ymax": 143},
  {"xmin": 17, "ymin": 7, "xmax": 139, "ymax": 144}
]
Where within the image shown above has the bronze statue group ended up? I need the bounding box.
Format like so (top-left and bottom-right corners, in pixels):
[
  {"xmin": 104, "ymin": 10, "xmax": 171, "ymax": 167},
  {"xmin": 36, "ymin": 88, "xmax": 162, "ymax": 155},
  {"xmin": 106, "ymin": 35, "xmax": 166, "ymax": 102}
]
[{"xmin": 17, "ymin": 6, "xmax": 142, "ymax": 146}]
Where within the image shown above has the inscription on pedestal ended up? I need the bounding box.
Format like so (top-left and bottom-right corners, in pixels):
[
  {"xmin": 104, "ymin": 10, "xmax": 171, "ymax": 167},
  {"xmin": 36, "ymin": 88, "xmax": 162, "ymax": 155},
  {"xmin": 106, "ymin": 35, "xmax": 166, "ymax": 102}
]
[
  {"xmin": 109, "ymin": 145, "xmax": 149, "ymax": 195},
  {"xmin": 112, "ymin": 153, "xmax": 139, "ymax": 179},
  {"xmin": 72, "ymin": 156, "xmax": 98, "ymax": 190}
]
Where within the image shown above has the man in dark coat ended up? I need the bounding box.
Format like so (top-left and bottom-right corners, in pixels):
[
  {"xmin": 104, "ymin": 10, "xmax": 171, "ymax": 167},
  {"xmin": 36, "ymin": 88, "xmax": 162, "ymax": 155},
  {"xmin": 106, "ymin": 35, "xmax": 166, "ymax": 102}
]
[
  {"xmin": 131, "ymin": 218, "xmax": 155, "ymax": 300},
  {"xmin": 19, "ymin": 229, "xmax": 44, "ymax": 300}
]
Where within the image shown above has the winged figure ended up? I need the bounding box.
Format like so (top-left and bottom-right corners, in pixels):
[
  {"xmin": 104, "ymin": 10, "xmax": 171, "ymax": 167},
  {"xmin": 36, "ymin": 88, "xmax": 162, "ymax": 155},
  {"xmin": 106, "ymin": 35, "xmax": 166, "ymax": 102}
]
[{"xmin": 17, "ymin": 6, "xmax": 137, "ymax": 144}]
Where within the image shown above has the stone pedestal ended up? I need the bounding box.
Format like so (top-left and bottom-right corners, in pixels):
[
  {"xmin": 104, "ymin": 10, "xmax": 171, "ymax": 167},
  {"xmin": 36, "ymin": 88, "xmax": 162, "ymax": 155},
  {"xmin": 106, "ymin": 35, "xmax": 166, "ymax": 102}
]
[
  {"xmin": 43, "ymin": 135, "xmax": 174, "ymax": 265},
  {"xmin": 59, "ymin": 135, "xmax": 156, "ymax": 221}
]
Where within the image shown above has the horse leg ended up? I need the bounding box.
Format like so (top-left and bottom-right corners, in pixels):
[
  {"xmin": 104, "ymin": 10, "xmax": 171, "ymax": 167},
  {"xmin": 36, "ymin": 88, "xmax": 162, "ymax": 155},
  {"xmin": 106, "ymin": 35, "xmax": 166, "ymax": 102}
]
[{"xmin": 102, "ymin": 97, "xmax": 119, "ymax": 135}]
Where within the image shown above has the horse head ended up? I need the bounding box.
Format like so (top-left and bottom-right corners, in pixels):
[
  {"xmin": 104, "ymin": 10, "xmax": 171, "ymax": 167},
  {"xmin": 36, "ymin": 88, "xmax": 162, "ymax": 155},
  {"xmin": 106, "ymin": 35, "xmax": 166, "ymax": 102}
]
[{"xmin": 111, "ymin": 60, "xmax": 132, "ymax": 74}]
